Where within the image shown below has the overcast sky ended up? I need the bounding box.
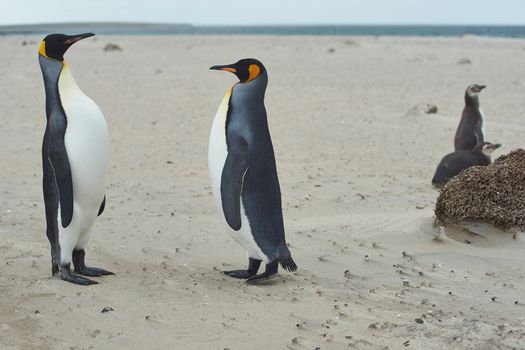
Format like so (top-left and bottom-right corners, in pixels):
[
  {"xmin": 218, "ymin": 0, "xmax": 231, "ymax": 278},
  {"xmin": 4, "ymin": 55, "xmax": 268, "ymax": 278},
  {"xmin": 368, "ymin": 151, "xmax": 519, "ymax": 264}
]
[{"xmin": 2, "ymin": 0, "xmax": 524, "ymax": 26}]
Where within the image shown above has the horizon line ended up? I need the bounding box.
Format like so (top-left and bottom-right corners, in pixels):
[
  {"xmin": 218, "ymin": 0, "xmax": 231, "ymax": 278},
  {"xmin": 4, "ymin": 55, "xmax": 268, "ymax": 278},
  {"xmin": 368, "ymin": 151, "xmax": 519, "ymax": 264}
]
[{"xmin": 1, "ymin": 21, "xmax": 525, "ymax": 28}]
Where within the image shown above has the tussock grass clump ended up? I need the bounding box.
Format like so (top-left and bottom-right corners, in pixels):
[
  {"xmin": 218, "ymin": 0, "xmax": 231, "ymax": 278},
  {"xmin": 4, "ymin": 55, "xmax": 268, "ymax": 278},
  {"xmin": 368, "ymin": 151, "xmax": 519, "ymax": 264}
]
[{"xmin": 434, "ymin": 149, "xmax": 525, "ymax": 231}]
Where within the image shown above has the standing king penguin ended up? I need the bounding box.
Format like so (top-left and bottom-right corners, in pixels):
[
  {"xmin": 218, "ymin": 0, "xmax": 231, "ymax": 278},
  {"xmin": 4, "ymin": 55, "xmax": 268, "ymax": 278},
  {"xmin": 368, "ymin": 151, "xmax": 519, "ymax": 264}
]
[
  {"xmin": 39, "ymin": 33, "xmax": 113, "ymax": 285},
  {"xmin": 208, "ymin": 58, "xmax": 297, "ymax": 281},
  {"xmin": 454, "ymin": 84, "xmax": 486, "ymax": 151}
]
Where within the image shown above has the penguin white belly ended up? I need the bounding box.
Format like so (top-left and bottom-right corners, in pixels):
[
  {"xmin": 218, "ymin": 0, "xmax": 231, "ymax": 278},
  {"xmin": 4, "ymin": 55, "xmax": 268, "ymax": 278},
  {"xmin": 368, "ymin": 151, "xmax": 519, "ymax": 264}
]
[
  {"xmin": 208, "ymin": 88, "xmax": 230, "ymax": 212},
  {"xmin": 57, "ymin": 65, "xmax": 108, "ymax": 259},
  {"xmin": 63, "ymin": 95, "xmax": 108, "ymax": 213},
  {"xmin": 479, "ymin": 108, "xmax": 486, "ymax": 137},
  {"xmin": 208, "ymin": 88, "xmax": 268, "ymax": 262}
]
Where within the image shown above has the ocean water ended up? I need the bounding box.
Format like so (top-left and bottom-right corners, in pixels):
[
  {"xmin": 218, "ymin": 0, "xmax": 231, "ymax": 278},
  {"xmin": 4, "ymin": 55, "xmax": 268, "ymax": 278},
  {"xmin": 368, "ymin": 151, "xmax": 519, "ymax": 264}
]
[
  {"xmin": 191, "ymin": 25, "xmax": 525, "ymax": 38},
  {"xmin": 1, "ymin": 24, "xmax": 525, "ymax": 38}
]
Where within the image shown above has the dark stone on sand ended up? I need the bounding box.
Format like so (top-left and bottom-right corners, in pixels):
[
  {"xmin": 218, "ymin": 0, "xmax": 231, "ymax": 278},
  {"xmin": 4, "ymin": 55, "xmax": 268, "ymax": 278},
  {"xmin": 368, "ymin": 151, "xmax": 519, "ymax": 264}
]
[
  {"xmin": 103, "ymin": 43, "xmax": 123, "ymax": 52},
  {"xmin": 101, "ymin": 306, "xmax": 114, "ymax": 313},
  {"xmin": 426, "ymin": 105, "xmax": 438, "ymax": 114}
]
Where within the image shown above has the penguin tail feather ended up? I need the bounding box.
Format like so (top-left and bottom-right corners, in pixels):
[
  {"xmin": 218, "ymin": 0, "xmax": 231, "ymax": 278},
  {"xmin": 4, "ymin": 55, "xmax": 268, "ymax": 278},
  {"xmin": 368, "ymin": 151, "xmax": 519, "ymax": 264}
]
[{"xmin": 278, "ymin": 245, "xmax": 297, "ymax": 272}]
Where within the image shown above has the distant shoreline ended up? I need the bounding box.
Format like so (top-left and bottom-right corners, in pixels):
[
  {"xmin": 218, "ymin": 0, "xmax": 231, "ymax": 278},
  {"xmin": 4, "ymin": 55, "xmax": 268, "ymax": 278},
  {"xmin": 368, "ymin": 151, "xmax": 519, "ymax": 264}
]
[{"xmin": 1, "ymin": 23, "xmax": 525, "ymax": 38}]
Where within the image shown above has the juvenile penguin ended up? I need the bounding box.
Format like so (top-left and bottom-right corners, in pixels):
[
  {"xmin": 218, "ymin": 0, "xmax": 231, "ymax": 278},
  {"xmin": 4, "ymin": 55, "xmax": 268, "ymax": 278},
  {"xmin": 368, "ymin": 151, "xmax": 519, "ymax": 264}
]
[
  {"xmin": 432, "ymin": 142, "xmax": 501, "ymax": 188},
  {"xmin": 454, "ymin": 84, "xmax": 486, "ymax": 151},
  {"xmin": 208, "ymin": 58, "xmax": 297, "ymax": 281},
  {"xmin": 39, "ymin": 33, "xmax": 113, "ymax": 285}
]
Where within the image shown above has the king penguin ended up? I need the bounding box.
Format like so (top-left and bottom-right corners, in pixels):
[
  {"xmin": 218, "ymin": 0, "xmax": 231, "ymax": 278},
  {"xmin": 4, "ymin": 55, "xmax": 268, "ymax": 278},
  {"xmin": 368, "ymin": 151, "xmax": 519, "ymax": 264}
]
[
  {"xmin": 208, "ymin": 58, "xmax": 297, "ymax": 282},
  {"xmin": 39, "ymin": 33, "xmax": 113, "ymax": 285},
  {"xmin": 432, "ymin": 142, "xmax": 501, "ymax": 188},
  {"xmin": 454, "ymin": 84, "xmax": 486, "ymax": 151}
]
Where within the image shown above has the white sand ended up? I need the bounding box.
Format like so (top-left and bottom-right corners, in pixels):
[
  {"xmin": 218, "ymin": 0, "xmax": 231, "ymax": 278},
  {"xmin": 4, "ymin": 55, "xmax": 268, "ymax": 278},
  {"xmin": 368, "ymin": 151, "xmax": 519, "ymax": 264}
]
[{"xmin": 1, "ymin": 35, "xmax": 525, "ymax": 349}]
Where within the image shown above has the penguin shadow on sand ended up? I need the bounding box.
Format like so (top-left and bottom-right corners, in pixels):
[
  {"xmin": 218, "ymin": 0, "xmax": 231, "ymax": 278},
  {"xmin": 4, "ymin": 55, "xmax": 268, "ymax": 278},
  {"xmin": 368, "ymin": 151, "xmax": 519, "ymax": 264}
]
[{"xmin": 433, "ymin": 223, "xmax": 524, "ymax": 248}]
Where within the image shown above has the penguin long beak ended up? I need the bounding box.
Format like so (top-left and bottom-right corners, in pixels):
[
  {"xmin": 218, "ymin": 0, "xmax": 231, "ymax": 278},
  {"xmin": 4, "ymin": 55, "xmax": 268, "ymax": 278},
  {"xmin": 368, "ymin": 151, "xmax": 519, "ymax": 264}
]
[
  {"xmin": 63, "ymin": 33, "xmax": 95, "ymax": 45},
  {"xmin": 490, "ymin": 143, "xmax": 502, "ymax": 149},
  {"xmin": 479, "ymin": 85, "xmax": 486, "ymax": 90},
  {"xmin": 210, "ymin": 64, "xmax": 237, "ymax": 73}
]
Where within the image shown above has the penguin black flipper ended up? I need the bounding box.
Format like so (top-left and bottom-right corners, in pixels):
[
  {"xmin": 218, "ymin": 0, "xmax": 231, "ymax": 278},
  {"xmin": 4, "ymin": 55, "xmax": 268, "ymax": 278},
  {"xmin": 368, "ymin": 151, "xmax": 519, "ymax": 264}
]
[
  {"xmin": 47, "ymin": 109, "xmax": 74, "ymax": 228},
  {"xmin": 98, "ymin": 195, "xmax": 106, "ymax": 216},
  {"xmin": 220, "ymin": 137, "xmax": 250, "ymax": 231},
  {"xmin": 454, "ymin": 118, "xmax": 482, "ymax": 151},
  {"xmin": 454, "ymin": 128, "xmax": 480, "ymax": 151}
]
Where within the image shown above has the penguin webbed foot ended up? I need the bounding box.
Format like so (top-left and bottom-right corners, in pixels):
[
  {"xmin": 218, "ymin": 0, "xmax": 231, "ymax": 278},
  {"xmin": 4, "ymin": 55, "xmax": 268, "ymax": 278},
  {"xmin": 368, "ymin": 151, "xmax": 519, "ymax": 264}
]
[
  {"xmin": 224, "ymin": 258, "xmax": 261, "ymax": 279},
  {"xmin": 75, "ymin": 266, "xmax": 114, "ymax": 277},
  {"xmin": 224, "ymin": 269, "xmax": 255, "ymax": 279},
  {"xmin": 72, "ymin": 249, "xmax": 114, "ymax": 277},
  {"xmin": 246, "ymin": 259, "xmax": 279, "ymax": 283},
  {"xmin": 60, "ymin": 265, "xmax": 98, "ymax": 285}
]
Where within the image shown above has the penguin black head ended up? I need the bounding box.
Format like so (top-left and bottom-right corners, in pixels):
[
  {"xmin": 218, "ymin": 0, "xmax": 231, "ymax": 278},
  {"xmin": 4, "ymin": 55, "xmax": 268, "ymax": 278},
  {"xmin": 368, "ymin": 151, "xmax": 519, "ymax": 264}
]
[
  {"xmin": 466, "ymin": 84, "xmax": 486, "ymax": 97},
  {"xmin": 210, "ymin": 58, "xmax": 266, "ymax": 83},
  {"xmin": 474, "ymin": 142, "xmax": 501, "ymax": 155},
  {"xmin": 38, "ymin": 33, "xmax": 95, "ymax": 61}
]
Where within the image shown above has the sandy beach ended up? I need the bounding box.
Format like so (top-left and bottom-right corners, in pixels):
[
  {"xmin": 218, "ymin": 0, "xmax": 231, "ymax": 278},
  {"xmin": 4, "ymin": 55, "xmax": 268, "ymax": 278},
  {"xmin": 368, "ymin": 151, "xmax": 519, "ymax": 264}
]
[{"xmin": 1, "ymin": 34, "xmax": 525, "ymax": 349}]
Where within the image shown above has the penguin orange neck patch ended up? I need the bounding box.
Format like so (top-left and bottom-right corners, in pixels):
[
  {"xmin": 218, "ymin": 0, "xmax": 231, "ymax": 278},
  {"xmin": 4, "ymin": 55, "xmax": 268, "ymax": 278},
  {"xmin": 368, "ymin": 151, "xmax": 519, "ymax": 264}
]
[{"xmin": 246, "ymin": 64, "xmax": 260, "ymax": 82}]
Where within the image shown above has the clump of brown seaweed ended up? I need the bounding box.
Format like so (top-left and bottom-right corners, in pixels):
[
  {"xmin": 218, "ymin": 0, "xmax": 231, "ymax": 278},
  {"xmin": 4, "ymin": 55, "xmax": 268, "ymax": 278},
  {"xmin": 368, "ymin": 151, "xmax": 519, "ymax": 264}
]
[{"xmin": 434, "ymin": 149, "xmax": 525, "ymax": 231}]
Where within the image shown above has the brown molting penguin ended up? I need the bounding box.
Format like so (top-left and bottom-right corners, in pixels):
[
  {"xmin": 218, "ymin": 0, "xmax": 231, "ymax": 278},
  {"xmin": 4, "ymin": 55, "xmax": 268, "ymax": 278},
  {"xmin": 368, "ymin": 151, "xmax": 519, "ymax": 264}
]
[
  {"xmin": 454, "ymin": 84, "xmax": 486, "ymax": 151},
  {"xmin": 432, "ymin": 142, "xmax": 501, "ymax": 188}
]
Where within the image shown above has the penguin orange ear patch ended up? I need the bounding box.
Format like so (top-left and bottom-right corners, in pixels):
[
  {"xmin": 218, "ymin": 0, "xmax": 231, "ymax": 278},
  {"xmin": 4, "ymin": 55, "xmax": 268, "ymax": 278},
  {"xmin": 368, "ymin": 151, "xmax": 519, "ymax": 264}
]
[
  {"xmin": 247, "ymin": 64, "xmax": 261, "ymax": 82},
  {"xmin": 38, "ymin": 40, "xmax": 49, "ymax": 58}
]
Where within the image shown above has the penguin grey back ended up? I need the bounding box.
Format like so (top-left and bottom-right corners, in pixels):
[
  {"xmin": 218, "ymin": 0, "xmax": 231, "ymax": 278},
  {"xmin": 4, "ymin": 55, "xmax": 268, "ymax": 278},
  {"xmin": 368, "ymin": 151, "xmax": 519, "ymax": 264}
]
[{"xmin": 228, "ymin": 69, "xmax": 287, "ymax": 260}]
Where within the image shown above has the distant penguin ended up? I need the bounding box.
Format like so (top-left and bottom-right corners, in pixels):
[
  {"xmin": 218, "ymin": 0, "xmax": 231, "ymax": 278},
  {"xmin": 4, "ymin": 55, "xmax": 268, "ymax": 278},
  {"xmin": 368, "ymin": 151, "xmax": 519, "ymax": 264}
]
[
  {"xmin": 208, "ymin": 58, "xmax": 297, "ymax": 282},
  {"xmin": 454, "ymin": 84, "xmax": 486, "ymax": 151},
  {"xmin": 432, "ymin": 142, "xmax": 501, "ymax": 187},
  {"xmin": 39, "ymin": 33, "xmax": 113, "ymax": 285}
]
